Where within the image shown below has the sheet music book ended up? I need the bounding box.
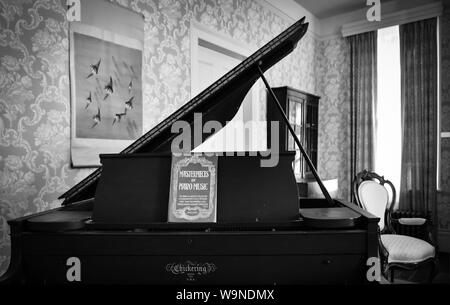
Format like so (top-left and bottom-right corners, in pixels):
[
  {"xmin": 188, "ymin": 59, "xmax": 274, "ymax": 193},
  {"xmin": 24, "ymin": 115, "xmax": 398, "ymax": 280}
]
[{"xmin": 168, "ymin": 154, "xmax": 218, "ymax": 222}]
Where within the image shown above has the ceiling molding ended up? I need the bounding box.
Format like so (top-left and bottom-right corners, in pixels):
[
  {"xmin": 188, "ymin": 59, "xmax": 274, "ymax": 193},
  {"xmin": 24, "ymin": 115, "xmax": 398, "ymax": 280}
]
[{"xmin": 341, "ymin": 2, "xmax": 443, "ymax": 37}]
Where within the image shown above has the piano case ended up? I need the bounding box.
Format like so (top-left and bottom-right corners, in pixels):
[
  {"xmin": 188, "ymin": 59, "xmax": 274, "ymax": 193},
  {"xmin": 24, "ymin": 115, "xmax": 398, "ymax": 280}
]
[{"xmin": 92, "ymin": 152, "xmax": 299, "ymax": 226}]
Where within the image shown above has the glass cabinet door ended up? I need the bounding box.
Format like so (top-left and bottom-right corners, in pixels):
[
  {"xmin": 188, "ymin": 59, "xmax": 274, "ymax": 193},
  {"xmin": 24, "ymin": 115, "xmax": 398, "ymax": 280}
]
[
  {"xmin": 305, "ymin": 102, "xmax": 318, "ymax": 177},
  {"xmin": 267, "ymin": 87, "xmax": 319, "ymax": 181},
  {"xmin": 287, "ymin": 98, "xmax": 305, "ymax": 179}
]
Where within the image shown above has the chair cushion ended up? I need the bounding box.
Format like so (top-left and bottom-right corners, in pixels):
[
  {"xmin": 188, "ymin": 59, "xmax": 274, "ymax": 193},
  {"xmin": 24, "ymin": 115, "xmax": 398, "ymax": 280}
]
[
  {"xmin": 381, "ymin": 234, "xmax": 435, "ymax": 264},
  {"xmin": 398, "ymin": 217, "xmax": 426, "ymax": 226}
]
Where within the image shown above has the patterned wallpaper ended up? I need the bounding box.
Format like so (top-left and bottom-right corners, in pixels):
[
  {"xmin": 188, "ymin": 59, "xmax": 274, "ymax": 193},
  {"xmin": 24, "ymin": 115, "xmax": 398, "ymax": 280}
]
[
  {"xmin": 315, "ymin": 37, "xmax": 351, "ymax": 200},
  {"xmin": 0, "ymin": 0, "xmax": 94, "ymax": 275},
  {"xmin": 438, "ymin": 5, "xmax": 450, "ymax": 232},
  {"xmin": 0, "ymin": 0, "xmax": 322, "ymax": 276},
  {"xmin": 119, "ymin": 0, "xmax": 319, "ymax": 132}
]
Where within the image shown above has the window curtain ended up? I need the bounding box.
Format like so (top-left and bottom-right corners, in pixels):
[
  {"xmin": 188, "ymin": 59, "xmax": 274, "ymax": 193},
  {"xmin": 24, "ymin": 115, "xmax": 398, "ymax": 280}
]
[
  {"xmin": 348, "ymin": 31, "xmax": 378, "ymax": 202},
  {"xmin": 399, "ymin": 18, "xmax": 438, "ymax": 218}
]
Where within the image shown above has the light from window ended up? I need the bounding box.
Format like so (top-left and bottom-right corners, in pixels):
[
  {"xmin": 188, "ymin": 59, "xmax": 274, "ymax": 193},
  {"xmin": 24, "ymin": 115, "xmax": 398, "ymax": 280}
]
[{"xmin": 375, "ymin": 26, "xmax": 401, "ymax": 205}]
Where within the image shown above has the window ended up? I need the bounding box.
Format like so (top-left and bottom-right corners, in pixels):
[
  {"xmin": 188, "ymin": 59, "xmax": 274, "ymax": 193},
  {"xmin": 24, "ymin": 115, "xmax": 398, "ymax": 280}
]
[
  {"xmin": 375, "ymin": 26, "xmax": 401, "ymax": 204},
  {"xmin": 376, "ymin": 23, "xmax": 441, "ymax": 200}
]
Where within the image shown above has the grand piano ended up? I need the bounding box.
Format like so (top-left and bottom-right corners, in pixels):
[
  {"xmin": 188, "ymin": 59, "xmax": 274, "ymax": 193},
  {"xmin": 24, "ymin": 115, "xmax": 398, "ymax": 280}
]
[{"xmin": 1, "ymin": 17, "xmax": 379, "ymax": 285}]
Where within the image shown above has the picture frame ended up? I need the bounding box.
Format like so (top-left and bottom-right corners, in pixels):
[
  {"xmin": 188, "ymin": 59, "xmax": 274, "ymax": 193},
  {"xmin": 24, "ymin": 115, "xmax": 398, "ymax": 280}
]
[{"xmin": 69, "ymin": 22, "xmax": 143, "ymax": 167}]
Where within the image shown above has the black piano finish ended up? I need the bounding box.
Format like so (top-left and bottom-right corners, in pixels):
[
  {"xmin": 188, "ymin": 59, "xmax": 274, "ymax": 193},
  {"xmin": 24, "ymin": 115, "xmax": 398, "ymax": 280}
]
[
  {"xmin": 0, "ymin": 17, "xmax": 380, "ymax": 285},
  {"xmin": 93, "ymin": 152, "xmax": 299, "ymax": 225},
  {"xmin": 2, "ymin": 198, "xmax": 378, "ymax": 285}
]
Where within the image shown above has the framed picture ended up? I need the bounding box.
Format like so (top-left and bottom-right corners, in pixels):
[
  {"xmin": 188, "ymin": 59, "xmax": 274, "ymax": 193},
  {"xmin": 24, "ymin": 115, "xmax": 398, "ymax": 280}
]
[{"xmin": 69, "ymin": 22, "xmax": 143, "ymax": 167}]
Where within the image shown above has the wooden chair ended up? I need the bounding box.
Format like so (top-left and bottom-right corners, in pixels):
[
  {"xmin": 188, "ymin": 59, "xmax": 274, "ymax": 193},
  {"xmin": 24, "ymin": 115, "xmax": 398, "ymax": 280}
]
[{"xmin": 353, "ymin": 170, "xmax": 437, "ymax": 283}]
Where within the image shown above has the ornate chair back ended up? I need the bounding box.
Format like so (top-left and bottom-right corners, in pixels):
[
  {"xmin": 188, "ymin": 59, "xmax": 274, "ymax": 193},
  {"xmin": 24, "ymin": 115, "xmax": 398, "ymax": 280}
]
[{"xmin": 353, "ymin": 170, "xmax": 396, "ymax": 233}]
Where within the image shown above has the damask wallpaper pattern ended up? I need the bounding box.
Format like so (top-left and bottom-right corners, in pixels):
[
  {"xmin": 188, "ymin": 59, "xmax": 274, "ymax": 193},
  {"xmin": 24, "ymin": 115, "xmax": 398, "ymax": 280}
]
[
  {"xmin": 0, "ymin": 0, "xmax": 324, "ymax": 276},
  {"xmin": 315, "ymin": 37, "xmax": 351, "ymax": 200},
  {"xmin": 438, "ymin": 6, "xmax": 450, "ymax": 232},
  {"xmin": 0, "ymin": 0, "xmax": 94, "ymax": 274}
]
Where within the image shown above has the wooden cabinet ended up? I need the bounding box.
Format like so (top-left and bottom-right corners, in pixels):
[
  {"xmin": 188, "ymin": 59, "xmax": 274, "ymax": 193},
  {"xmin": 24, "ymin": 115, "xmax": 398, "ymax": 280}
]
[{"xmin": 267, "ymin": 86, "xmax": 320, "ymax": 180}]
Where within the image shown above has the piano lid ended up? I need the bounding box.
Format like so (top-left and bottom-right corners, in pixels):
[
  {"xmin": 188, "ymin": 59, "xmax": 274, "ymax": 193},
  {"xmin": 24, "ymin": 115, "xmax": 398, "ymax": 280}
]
[{"xmin": 60, "ymin": 17, "xmax": 309, "ymax": 205}]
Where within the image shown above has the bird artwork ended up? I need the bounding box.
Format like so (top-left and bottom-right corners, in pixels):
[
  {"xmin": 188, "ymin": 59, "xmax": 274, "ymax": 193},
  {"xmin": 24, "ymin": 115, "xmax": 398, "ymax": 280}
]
[
  {"xmin": 129, "ymin": 65, "xmax": 136, "ymax": 78},
  {"xmin": 128, "ymin": 80, "xmax": 133, "ymax": 94},
  {"xmin": 112, "ymin": 112, "xmax": 126, "ymax": 125},
  {"xmin": 91, "ymin": 107, "xmax": 101, "ymax": 128},
  {"xmin": 85, "ymin": 92, "xmax": 93, "ymax": 109},
  {"xmin": 86, "ymin": 58, "xmax": 101, "ymax": 79},
  {"xmin": 104, "ymin": 76, "xmax": 114, "ymax": 100},
  {"xmin": 125, "ymin": 96, "xmax": 134, "ymax": 111}
]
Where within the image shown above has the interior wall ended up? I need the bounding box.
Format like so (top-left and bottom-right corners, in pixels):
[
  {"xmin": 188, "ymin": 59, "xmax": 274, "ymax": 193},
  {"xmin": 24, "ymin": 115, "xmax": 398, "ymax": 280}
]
[
  {"xmin": 0, "ymin": 0, "xmax": 321, "ymax": 276},
  {"xmin": 315, "ymin": 37, "xmax": 351, "ymax": 201},
  {"xmin": 0, "ymin": 0, "xmax": 93, "ymax": 275},
  {"xmin": 438, "ymin": 3, "xmax": 450, "ymax": 246}
]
